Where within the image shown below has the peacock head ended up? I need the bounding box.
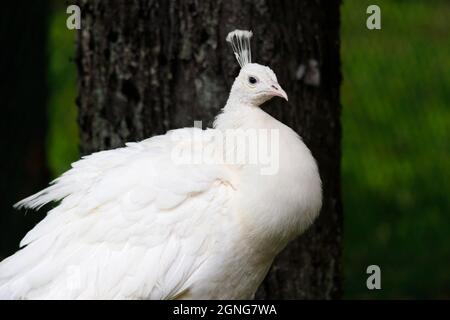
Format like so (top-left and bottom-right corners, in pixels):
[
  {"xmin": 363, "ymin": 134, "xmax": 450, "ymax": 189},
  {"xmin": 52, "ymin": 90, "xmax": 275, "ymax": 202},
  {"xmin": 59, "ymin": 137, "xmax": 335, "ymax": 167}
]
[{"xmin": 226, "ymin": 30, "xmax": 288, "ymax": 106}]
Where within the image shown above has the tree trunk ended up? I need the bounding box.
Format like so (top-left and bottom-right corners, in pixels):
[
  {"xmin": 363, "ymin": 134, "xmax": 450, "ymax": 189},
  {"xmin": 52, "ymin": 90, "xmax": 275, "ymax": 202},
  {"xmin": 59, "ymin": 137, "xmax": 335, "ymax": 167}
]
[
  {"xmin": 76, "ymin": 0, "xmax": 342, "ymax": 299},
  {"xmin": 0, "ymin": 2, "xmax": 49, "ymax": 260}
]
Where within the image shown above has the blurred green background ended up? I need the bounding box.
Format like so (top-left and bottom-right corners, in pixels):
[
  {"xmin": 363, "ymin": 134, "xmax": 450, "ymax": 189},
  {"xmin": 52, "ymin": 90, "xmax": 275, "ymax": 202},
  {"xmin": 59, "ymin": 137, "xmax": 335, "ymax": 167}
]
[
  {"xmin": 341, "ymin": 0, "xmax": 450, "ymax": 298},
  {"xmin": 44, "ymin": 1, "xmax": 450, "ymax": 298}
]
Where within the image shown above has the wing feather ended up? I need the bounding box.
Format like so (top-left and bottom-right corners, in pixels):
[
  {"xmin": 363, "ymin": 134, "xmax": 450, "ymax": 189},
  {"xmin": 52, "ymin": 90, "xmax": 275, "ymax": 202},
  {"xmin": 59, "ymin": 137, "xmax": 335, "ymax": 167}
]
[{"xmin": 0, "ymin": 128, "xmax": 235, "ymax": 299}]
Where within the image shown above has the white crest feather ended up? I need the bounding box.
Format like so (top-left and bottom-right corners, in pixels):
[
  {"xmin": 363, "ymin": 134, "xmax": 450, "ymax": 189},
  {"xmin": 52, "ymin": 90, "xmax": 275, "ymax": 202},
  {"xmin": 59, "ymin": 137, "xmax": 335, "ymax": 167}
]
[{"xmin": 226, "ymin": 30, "xmax": 253, "ymax": 68}]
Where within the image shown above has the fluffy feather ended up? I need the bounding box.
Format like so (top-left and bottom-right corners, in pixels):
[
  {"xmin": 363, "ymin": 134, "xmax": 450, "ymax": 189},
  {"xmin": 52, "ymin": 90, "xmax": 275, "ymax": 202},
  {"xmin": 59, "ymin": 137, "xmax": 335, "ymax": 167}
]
[{"xmin": 0, "ymin": 30, "xmax": 322, "ymax": 299}]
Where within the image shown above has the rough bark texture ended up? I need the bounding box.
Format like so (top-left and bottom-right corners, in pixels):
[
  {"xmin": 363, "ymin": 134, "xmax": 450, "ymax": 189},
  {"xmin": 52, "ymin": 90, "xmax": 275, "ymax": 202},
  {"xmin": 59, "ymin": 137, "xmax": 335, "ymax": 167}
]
[
  {"xmin": 77, "ymin": 0, "xmax": 342, "ymax": 299},
  {"xmin": 0, "ymin": 2, "xmax": 49, "ymax": 259}
]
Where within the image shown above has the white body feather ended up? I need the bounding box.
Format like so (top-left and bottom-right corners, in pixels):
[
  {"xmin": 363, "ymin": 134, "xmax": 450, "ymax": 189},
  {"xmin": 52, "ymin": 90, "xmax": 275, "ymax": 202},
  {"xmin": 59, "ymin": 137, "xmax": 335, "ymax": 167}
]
[
  {"xmin": 0, "ymin": 31, "xmax": 322, "ymax": 299},
  {"xmin": 0, "ymin": 108, "xmax": 321, "ymax": 300}
]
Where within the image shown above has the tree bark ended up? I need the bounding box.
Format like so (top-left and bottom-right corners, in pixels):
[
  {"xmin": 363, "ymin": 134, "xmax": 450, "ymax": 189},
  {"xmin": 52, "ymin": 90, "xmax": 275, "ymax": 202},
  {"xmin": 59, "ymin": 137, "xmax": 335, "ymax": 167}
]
[
  {"xmin": 76, "ymin": 0, "xmax": 342, "ymax": 299},
  {"xmin": 0, "ymin": 2, "xmax": 49, "ymax": 260}
]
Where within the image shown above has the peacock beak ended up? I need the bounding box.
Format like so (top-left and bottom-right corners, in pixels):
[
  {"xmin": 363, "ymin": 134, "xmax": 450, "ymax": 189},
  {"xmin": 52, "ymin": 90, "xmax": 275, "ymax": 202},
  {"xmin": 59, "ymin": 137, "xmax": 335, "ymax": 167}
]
[{"xmin": 269, "ymin": 84, "xmax": 288, "ymax": 101}]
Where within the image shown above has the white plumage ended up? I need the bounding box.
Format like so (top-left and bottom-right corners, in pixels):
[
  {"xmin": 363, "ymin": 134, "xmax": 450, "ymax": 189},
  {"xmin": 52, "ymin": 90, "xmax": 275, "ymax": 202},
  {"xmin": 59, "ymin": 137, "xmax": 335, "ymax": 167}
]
[{"xmin": 0, "ymin": 30, "xmax": 322, "ymax": 299}]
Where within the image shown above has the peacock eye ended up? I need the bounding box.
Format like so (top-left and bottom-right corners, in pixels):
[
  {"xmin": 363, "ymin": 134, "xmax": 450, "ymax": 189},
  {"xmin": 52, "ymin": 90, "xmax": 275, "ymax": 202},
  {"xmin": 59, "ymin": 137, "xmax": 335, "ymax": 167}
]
[{"xmin": 248, "ymin": 76, "xmax": 258, "ymax": 85}]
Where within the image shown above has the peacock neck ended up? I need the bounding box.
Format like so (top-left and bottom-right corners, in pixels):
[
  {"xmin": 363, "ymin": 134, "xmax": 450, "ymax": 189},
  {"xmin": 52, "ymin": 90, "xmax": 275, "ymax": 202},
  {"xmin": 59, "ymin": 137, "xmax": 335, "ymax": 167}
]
[{"xmin": 213, "ymin": 95, "xmax": 262, "ymax": 131}]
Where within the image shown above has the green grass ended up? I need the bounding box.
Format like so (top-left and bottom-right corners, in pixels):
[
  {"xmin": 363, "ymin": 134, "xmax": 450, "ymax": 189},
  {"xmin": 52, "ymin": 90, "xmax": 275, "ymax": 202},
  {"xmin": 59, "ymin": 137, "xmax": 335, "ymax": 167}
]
[
  {"xmin": 342, "ymin": 0, "xmax": 450, "ymax": 298},
  {"xmin": 47, "ymin": 6, "xmax": 79, "ymax": 176}
]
